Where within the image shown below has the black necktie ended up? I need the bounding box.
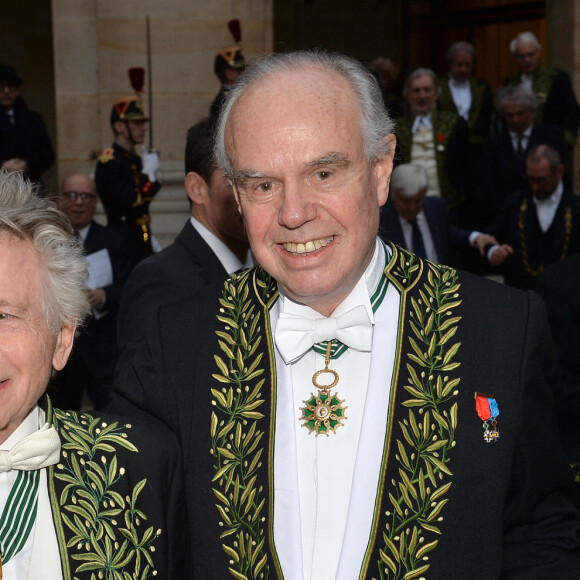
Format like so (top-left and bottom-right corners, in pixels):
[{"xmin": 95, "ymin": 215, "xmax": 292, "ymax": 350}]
[
  {"xmin": 516, "ymin": 135, "xmax": 525, "ymax": 159},
  {"xmin": 409, "ymin": 218, "xmax": 426, "ymax": 258},
  {"xmin": 407, "ymin": 218, "xmax": 427, "ymax": 258}
]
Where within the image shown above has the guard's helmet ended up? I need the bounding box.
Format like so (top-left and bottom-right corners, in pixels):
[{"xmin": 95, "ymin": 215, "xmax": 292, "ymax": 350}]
[
  {"xmin": 110, "ymin": 96, "xmax": 149, "ymax": 126},
  {"xmin": 214, "ymin": 46, "xmax": 246, "ymax": 78}
]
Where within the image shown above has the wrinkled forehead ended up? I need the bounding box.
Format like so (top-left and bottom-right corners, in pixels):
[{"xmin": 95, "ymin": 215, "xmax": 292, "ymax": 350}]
[{"xmin": 225, "ymin": 66, "xmax": 362, "ymax": 156}]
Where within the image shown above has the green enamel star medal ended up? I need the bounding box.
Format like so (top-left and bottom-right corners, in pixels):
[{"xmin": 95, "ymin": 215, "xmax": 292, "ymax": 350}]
[{"xmin": 300, "ymin": 341, "xmax": 347, "ymax": 436}]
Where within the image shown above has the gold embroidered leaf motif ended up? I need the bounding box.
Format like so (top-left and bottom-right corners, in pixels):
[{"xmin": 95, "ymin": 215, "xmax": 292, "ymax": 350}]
[
  {"xmin": 53, "ymin": 410, "xmax": 160, "ymax": 578},
  {"xmin": 376, "ymin": 253, "xmax": 461, "ymax": 579},
  {"xmin": 211, "ymin": 271, "xmax": 274, "ymax": 579}
]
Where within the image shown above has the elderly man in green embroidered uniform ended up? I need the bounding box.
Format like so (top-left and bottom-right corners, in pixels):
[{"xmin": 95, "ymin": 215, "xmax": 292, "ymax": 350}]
[
  {"xmin": 113, "ymin": 50, "xmax": 580, "ymax": 578},
  {"xmin": 0, "ymin": 170, "xmax": 189, "ymax": 579},
  {"xmin": 395, "ymin": 68, "xmax": 471, "ymax": 226},
  {"xmin": 505, "ymin": 31, "xmax": 580, "ymax": 152}
]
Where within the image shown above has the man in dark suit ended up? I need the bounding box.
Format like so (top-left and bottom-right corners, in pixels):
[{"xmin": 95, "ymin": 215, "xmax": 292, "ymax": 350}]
[
  {"xmin": 115, "ymin": 117, "xmax": 252, "ymax": 383},
  {"xmin": 396, "ymin": 68, "xmax": 470, "ymax": 223},
  {"xmin": 0, "ymin": 65, "xmax": 54, "ymax": 187},
  {"xmin": 488, "ymin": 145, "xmax": 580, "ymax": 290},
  {"xmin": 50, "ymin": 174, "xmax": 130, "ymax": 410},
  {"xmin": 486, "ymin": 84, "xmax": 566, "ymax": 216},
  {"xmin": 112, "ymin": 51, "xmax": 580, "ymax": 578},
  {"xmin": 438, "ymin": 41, "xmax": 493, "ymax": 157},
  {"xmin": 505, "ymin": 31, "xmax": 580, "ymax": 151},
  {"xmin": 379, "ymin": 163, "xmax": 495, "ymax": 266}
]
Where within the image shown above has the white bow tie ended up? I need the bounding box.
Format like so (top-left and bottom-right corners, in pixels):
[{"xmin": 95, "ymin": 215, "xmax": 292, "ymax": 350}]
[
  {"xmin": 0, "ymin": 423, "xmax": 61, "ymax": 473},
  {"xmin": 275, "ymin": 304, "xmax": 373, "ymax": 364}
]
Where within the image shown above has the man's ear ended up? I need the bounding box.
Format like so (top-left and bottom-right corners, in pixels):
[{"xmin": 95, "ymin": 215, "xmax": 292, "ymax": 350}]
[
  {"xmin": 185, "ymin": 172, "xmax": 210, "ymax": 205},
  {"xmin": 52, "ymin": 323, "xmax": 75, "ymax": 372},
  {"xmin": 374, "ymin": 134, "xmax": 396, "ymax": 206}
]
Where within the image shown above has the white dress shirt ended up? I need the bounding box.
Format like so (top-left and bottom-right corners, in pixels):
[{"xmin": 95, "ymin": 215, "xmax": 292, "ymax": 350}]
[
  {"xmin": 272, "ymin": 239, "xmax": 401, "ymax": 579},
  {"xmin": 398, "ymin": 211, "xmax": 438, "ymax": 261},
  {"xmin": 190, "ymin": 216, "xmax": 253, "ymax": 274},
  {"xmin": 448, "ymin": 76, "xmax": 472, "ymax": 121},
  {"xmin": 534, "ymin": 181, "xmax": 564, "ymax": 232},
  {"xmin": 509, "ymin": 124, "xmax": 533, "ymax": 154}
]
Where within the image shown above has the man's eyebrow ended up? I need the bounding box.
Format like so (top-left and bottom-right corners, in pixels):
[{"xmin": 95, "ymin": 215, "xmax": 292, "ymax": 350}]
[
  {"xmin": 232, "ymin": 169, "xmax": 270, "ymax": 187},
  {"xmin": 306, "ymin": 152, "xmax": 351, "ymax": 168}
]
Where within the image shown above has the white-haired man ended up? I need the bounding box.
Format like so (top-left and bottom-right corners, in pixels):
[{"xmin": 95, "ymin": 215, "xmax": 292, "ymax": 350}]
[
  {"xmin": 505, "ymin": 31, "xmax": 580, "ymax": 150},
  {"xmin": 379, "ymin": 163, "xmax": 495, "ymax": 266},
  {"xmin": 113, "ymin": 51, "xmax": 580, "ymax": 578},
  {"xmin": 0, "ymin": 170, "xmax": 189, "ymax": 579}
]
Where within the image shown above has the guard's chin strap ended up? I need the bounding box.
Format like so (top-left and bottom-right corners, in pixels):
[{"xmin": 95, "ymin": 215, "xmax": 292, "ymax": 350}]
[{"xmin": 125, "ymin": 121, "xmax": 138, "ymax": 146}]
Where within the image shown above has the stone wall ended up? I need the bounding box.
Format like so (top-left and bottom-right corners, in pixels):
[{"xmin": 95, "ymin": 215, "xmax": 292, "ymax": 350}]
[{"xmin": 52, "ymin": 0, "xmax": 273, "ymax": 246}]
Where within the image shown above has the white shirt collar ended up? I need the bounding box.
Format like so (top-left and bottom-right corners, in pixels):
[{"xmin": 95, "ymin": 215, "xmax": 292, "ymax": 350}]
[
  {"xmin": 76, "ymin": 222, "xmax": 91, "ymax": 242},
  {"xmin": 449, "ymin": 74, "xmax": 469, "ymax": 88},
  {"xmin": 190, "ymin": 216, "xmax": 253, "ymax": 274},
  {"xmin": 533, "ymin": 180, "xmax": 564, "ymax": 207},
  {"xmin": 279, "ymin": 238, "xmax": 386, "ymax": 324},
  {"xmin": 412, "ymin": 113, "xmax": 432, "ymax": 133}
]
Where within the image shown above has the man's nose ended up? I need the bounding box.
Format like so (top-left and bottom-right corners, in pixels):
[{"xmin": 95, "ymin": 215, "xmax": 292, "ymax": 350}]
[{"xmin": 278, "ymin": 181, "xmax": 317, "ymax": 229}]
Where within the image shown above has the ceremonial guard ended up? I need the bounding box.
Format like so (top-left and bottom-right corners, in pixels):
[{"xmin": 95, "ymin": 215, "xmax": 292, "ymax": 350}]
[
  {"xmin": 94, "ymin": 96, "xmax": 161, "ymax": 269},
  {"xmin": 210, "ymin": 20, "xmax": 246, "ymax": 120}
]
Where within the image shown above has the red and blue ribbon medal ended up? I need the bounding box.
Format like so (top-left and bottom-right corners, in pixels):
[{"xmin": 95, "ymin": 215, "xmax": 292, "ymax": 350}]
[{"xmin": 475, "ymin": 392, "xmax": 500, "ymax": 443}]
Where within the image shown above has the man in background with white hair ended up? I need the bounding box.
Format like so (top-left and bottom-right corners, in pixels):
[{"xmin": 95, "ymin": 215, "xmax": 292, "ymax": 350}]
[
  {"xmin": 505, "ymin": 31, "xmax": 580, "ymax": 151},
  {"xmin": 379, "ymin": 163, "xmax": 496, "ymax": 266}
]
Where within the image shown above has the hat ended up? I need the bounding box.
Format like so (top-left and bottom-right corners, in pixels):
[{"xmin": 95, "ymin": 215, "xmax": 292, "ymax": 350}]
[
  {"xmin": 110, "ymin": 96, "xmax": 149, "ymax": 125},
  {"xmin": 0, "ymin": 65, "xmax": 23, "ymax": 85},
  {"xmin": 214, "ymin": 46, "xmax": 246, "ymax": 77}
]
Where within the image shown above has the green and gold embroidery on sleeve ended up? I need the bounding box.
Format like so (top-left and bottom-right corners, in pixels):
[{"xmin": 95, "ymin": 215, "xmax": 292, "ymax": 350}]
[
  {"xmin": 51, "ymin": 410, "xmax": 161, "ymax": 580},
  {"xmin": 374, "ymin": 250, "xmax": 462, "ymax": 579},
  {"xmin": 210, "ymin": 269, "xmax": 278, "ymax": 580}
]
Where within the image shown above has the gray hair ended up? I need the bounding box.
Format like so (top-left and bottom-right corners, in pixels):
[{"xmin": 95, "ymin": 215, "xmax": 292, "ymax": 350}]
[
  {"xmin": 214, "ymin": 50, "xmax": 394, "ymax": 176},
  {"xmin": 0, "ymin": 170, "xmax": 90, "ymax": 334},
  {"xmin": 527, "ymin": 144, "xmax": 562, "ymax": 173},
  {"xmin": 510, "ymin": 32, "xmax": 541, "ymax": 55},
  {"xmin": 445, "ymin": 41, "xmax": 477, "ymax": 64},
  {"xmin": 390, "ymin": 163, "xmax": 428, "ymax": 198},
  {"xmin": 495, "ymin": 84, "xmax": 538, "ymax": 114},
  {"xmin": 402, "ymin": 68, "xmax": 441, "ymax": 98}
]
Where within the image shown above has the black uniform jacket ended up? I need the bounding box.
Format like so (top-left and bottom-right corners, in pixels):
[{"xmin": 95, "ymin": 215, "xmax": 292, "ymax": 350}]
[{"xmin": 111, "ymin": 243, "xmax": 580, "ymax": 578}]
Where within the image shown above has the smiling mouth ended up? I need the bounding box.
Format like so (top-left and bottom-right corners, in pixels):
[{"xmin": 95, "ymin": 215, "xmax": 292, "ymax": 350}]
[{"xmin": 283, "ymin": 236, "xmax": 334, "ymax": 255}]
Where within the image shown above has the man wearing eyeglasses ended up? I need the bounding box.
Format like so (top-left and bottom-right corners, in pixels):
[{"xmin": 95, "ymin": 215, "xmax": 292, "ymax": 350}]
[
  {"xmin": 486, "ymin": 145, "xmax": 580, "ymax": 289},
  {"xmin": 51, "ymin": 174, "xmax": 130, "ymax": 410},
  {"xmin": 505, "ymin": 32, "xmax": 580, "ymax": 153}
]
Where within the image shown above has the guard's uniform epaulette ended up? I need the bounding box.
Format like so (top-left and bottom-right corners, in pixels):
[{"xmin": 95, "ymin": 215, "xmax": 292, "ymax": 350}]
[{"xmin": 98, "ymin": 147, "xmax": 115, "ymax": 163}]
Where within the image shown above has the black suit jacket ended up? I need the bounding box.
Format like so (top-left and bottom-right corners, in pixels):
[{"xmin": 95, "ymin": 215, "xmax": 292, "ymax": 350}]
[
  {"xmin": 506, "ymin": 66, "xmax": 580, "ymax": 146},
  {"xmin": 42, "ymin": 397, "xmax": 191, "ymax": 578},
  {"xmin": 0, "ymin": 96, "xmax": 54, "ymax": 184},
  {"xmin": 379, "ymin": 197, "xmax": 471, "ymax": 266},
  {"xmin": 115, "ymin": 220, "xmax": 229, "ymax": 383},
  {"xmin": 485, "ymin": 122, "xmax": 566, "ymax": 213},
  {"xmin": 112, "ymin": 247, "xmax": 580, "ymax": 578},
  {"xmin": 74, "ymin": 221, "xmax": 130, "ymax": 378},
  {"xmin": 488, "ymin": 186, "xmax": 580, "ymax": 289}
]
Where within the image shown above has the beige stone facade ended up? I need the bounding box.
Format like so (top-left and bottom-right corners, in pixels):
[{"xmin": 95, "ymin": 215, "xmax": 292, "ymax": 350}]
[{"xmin": 51, "ymin": 0, "xmax": 273, "ymax": 245}]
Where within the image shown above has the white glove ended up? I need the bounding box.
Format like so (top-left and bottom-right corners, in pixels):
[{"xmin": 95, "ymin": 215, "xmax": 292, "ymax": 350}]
[{"xmin": 141, "ymin": 147, "xmax": 161, "ymax": 182}]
